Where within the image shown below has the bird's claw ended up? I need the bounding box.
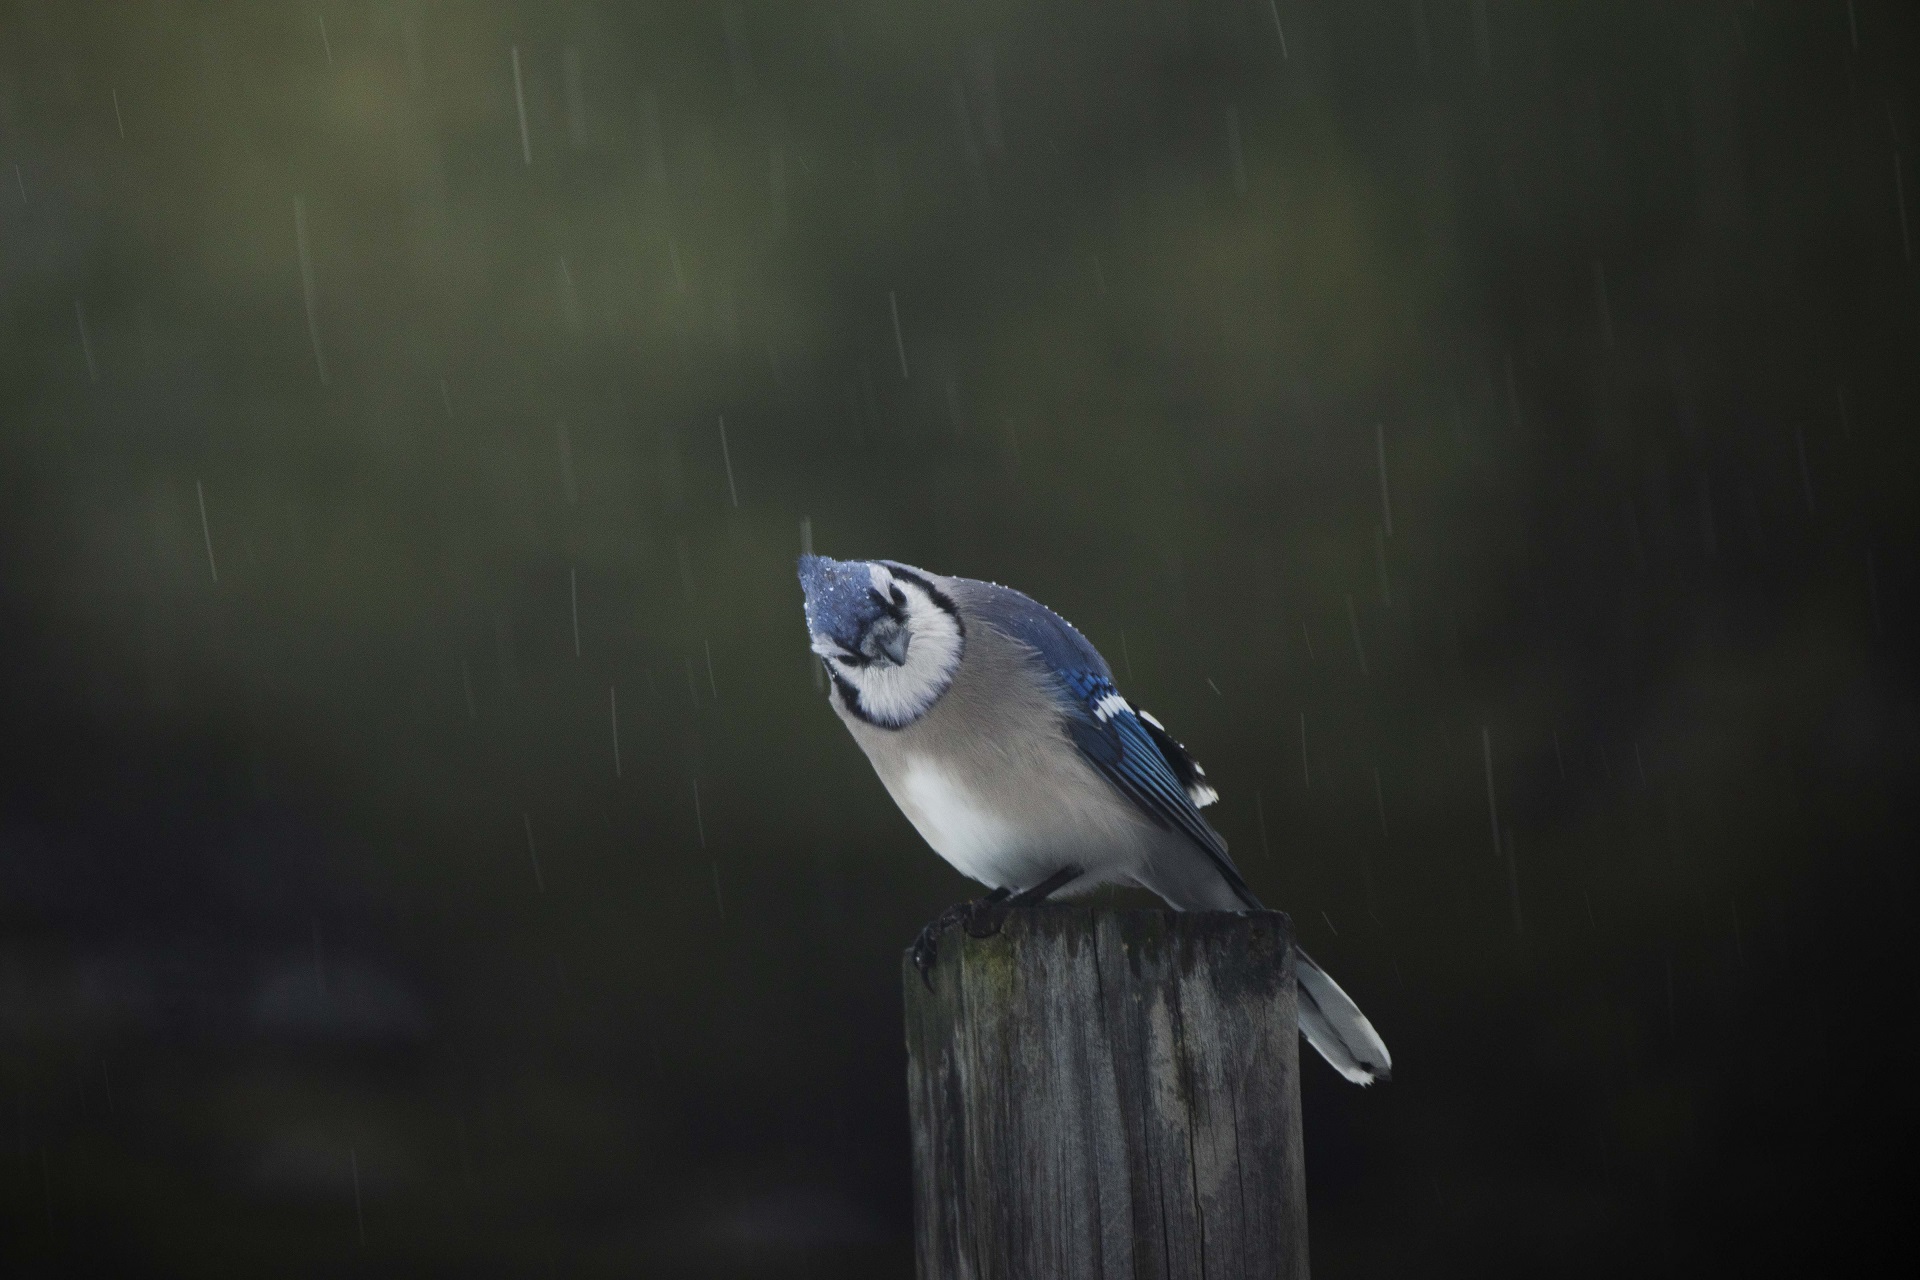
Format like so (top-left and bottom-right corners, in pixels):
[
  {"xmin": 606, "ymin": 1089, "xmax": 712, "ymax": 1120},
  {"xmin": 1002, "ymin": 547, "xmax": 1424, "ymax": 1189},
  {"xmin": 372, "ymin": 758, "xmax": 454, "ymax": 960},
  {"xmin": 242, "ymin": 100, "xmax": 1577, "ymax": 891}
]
[
  {"xmin": 909, "ymin": 922, "xmax": 946, "ymax": 990},
  {"xmin": 911, "ymin": 894, "xmax": 1010, "ymax": 989}
]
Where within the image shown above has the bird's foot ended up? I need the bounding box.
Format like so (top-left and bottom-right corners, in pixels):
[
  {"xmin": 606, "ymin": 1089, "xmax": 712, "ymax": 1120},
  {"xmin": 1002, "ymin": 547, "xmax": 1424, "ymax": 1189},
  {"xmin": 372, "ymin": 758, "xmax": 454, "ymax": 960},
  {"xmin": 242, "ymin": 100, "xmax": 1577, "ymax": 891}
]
[
  {"xmin": 910, "ymin": 889, "xmax": 1010, "ymax": 989},
  {"xmin": 909, "ymin": 866, "xmax": 1086, "ymax": 989}
]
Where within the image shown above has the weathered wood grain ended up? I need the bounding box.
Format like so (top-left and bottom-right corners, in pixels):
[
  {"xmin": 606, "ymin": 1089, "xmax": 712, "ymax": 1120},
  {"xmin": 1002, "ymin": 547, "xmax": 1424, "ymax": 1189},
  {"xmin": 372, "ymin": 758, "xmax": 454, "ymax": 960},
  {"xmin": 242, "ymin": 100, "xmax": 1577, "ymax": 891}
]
[{"xmin": 904, "ymin": 907, "xmax": 1307, "ymax": 1280}]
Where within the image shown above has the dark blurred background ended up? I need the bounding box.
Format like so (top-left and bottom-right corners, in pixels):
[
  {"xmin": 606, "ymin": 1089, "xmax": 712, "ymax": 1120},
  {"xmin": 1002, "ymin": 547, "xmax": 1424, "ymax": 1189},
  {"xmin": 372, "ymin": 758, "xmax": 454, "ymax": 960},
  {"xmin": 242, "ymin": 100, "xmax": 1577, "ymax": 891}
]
[{"xmin": 2, "ymin": 1, "xmax": 1915, "ymax": 1275}]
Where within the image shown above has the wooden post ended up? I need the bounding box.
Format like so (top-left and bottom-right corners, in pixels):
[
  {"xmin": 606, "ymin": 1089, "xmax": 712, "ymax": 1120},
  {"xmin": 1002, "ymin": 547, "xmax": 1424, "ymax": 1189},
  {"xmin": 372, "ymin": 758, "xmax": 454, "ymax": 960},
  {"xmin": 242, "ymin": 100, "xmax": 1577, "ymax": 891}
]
[{"xmin": 904, "ymin": 906, "xmax": 1308, "ymax": 1280}]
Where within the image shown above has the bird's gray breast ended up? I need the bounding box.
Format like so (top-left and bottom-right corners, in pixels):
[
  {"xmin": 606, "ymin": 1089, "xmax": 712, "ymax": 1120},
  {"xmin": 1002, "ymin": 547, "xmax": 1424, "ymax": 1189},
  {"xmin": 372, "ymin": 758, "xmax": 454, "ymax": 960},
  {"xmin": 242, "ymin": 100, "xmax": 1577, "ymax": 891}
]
[{"xmin": 834, "ymin": 614, "xmax": 1150, "ymax": 889}]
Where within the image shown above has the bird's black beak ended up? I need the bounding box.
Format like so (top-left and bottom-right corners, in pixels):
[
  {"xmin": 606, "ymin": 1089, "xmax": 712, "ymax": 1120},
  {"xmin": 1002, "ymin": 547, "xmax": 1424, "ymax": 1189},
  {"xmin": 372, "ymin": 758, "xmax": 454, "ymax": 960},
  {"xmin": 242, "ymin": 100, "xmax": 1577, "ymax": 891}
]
[
  {"xmin": 883, "ymin": 625, "xmax": 913, "ymax": 667},
  {"xmin": 864, "ymin": 616, "xmax": 910, "ymax": 666}
]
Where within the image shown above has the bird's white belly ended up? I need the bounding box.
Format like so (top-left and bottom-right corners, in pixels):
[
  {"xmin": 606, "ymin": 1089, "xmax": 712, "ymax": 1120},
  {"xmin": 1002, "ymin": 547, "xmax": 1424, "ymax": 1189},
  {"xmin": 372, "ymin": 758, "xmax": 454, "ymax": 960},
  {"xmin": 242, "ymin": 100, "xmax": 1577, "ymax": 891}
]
[{"xmin": 893, "ymin": 759, "xmax": 1032, "ymax": 888}]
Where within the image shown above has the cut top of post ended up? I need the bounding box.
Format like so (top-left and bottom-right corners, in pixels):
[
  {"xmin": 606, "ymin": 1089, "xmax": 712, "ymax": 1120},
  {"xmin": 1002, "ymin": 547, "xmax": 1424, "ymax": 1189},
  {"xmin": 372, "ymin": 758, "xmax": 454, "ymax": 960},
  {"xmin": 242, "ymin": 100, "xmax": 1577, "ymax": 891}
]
[{"xmin": 904, "ymin": 907, "xmax": 1308, "ymax": 1280}]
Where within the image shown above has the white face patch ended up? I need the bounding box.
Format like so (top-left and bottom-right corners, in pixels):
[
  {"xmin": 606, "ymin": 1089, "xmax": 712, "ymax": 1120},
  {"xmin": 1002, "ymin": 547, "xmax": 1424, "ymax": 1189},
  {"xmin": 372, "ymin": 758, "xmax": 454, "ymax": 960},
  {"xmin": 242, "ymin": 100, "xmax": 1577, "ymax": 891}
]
[{"xmin": 822, "ymin": 566, "xmax": 964, "ymax": 728}]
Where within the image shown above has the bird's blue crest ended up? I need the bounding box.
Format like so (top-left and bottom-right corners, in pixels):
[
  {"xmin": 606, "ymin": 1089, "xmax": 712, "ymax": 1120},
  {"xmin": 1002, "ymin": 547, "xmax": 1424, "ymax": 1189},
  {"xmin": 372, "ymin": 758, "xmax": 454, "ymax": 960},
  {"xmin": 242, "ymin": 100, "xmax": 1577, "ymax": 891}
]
[{"xmin": 797, "ymin": 554, "xmax": 886, "ymax": 652}]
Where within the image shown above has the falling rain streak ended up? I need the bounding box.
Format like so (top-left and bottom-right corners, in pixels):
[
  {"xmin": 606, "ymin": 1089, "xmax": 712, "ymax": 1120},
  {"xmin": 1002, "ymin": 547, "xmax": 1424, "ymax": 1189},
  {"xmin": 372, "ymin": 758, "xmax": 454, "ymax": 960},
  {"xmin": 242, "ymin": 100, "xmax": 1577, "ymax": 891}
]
[
  {"xmin": 523, "ymin": 813, "xmax": 545, "ymax": 892},
  {"xmin": 512, "ymin": 46, "xmax": 532, "ymax": 165},
  {"xmin": 1482, "ymin": 727, "xmax": 1500, "ymax": 860},
  {"xmin": 610, "ymin": 686, "xmax": 621, "ymax": 777},
  {"xmin": 889, "ymin": 291, "xmax": 909, "ymax": 379},
  {"xmin": 75, "ymin": 299, "xmax": 97, "ymax": 382},
  {"xmin": 1375, "ymin": 423, "xmax": 1393, "ymax": 538},
  {"xmin": 570, "ymin": 567, "xmax": 581, "ymax": 657},
  {"xmin": 557, "ymin": 257, "xmax": 580, "ymax": 330},
  {"xmin": 294, "ymin": 197, "xmax": 327, "ymax": 384},
  {"xmin": 195, "ymin": 481, "xmax": 218, "ymax": 582},
  {"xmin": 1593, "ymin": 260, "xmax": 1614, "ymax": 346},
  {"xmin": 1225, "ymin": 107, "xmax": 1246, "ymax": 194},
  {"xmin": 802, "ymin": 518, "xmax": 823, "ymax": 690},
  {"xmin": 565, "ymin": 48, "xmax": 588, "ymax": 148},
  {"xmin": 1375, "ymin": 529, "xmax": 1392, "ymax": 608},
  {"xmin": 719, "ymin": 415, "xmax": 739, "ymax": 507},
  {"xmin": 1897, "ymin": 151, "xmax": 1912, "ymax": 263},
  {"xmin": 1299, "ymin": 712, "xmax": 1311, "ymax": 789},
  {"xmin": 1346, "ymin": 595, "xmax": 1369, "ymax": 676},
  {"xmin": 1504, "ymin": 352, "xmax": 1523, "ymax": 430}
]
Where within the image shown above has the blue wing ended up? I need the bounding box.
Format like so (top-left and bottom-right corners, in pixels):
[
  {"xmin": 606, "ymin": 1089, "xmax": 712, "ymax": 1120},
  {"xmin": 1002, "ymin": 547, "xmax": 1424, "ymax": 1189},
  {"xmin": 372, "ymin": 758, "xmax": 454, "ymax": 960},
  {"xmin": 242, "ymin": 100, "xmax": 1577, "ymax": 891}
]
[
  {"xmin": 940, "ymin": 573, "xmax": 1253, "ymax": 904},
  {"xmin": 1057, "ymin": 670, "xmax": 1256, "ymax": 908}
]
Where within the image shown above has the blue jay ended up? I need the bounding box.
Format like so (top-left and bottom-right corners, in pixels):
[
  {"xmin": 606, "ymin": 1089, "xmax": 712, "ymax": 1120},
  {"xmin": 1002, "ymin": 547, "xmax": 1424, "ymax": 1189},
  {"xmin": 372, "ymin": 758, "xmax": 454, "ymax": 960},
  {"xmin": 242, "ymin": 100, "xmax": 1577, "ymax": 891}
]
[{"xmin": 797, "ymin": 554, "xmax": 1392, "ymax": 1085}]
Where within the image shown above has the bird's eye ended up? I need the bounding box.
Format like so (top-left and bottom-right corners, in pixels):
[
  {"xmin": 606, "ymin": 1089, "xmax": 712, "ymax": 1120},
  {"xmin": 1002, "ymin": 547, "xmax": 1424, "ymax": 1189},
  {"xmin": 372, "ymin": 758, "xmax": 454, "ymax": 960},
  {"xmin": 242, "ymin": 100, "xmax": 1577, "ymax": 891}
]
[{"xmin": 891, "ymin": 586, "xmax": 907, "ymax": 607}]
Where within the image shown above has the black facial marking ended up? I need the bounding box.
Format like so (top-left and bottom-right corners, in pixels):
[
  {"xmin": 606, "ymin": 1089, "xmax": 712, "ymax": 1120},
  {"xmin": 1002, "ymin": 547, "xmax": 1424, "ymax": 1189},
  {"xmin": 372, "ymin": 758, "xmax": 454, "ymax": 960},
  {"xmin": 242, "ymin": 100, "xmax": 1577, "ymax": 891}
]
[
  {"xmin": 879, "ymin": 564, "xmax": 963, "ymax": 628},
  {"xmin": 830, "ymin": 667, "xmax": 890, "ymax": 728}
]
